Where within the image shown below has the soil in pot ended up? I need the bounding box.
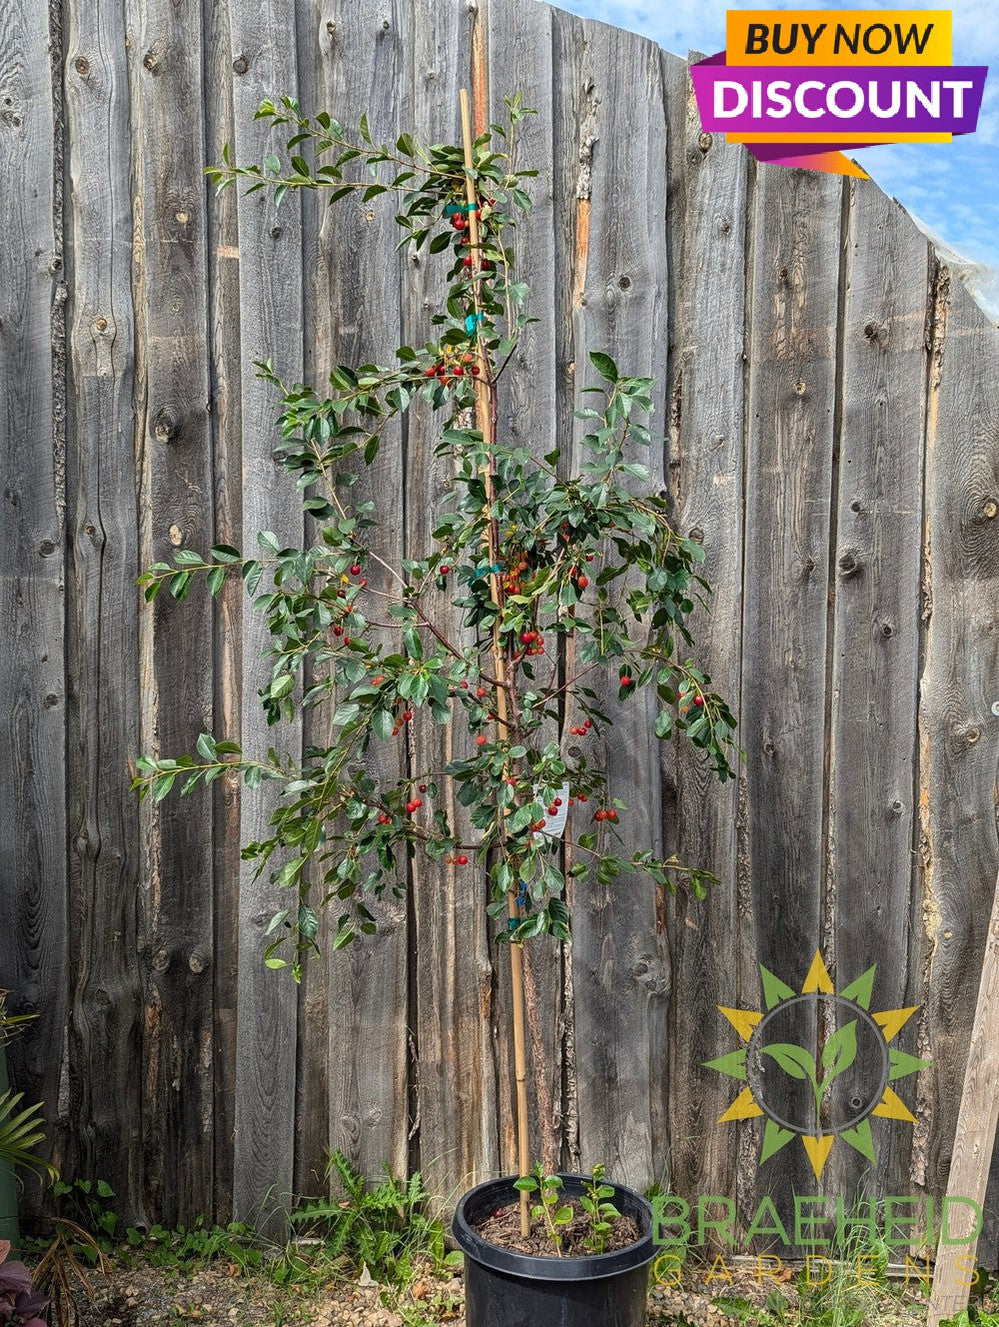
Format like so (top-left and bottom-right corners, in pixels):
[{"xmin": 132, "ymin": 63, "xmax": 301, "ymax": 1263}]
[{"xmin": 473, "ymin": 1201, "xmax": 641, "ymax": 1257}]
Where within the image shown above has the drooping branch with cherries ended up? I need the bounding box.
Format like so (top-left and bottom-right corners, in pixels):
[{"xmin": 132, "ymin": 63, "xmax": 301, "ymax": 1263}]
[{"xmin": 133, "ymin": 93, "xmax": 739, "ymax": 982}]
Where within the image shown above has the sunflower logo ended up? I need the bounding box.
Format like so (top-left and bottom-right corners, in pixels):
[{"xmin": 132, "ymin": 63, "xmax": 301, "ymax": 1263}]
[{"xmin": 706, "ymin": 951, "xmax": 929, "ymax": 1181}]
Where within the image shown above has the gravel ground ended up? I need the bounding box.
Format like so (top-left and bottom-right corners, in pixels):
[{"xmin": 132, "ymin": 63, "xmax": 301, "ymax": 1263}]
[{"xmin": 60, "ymin": 1255, "xmax": 940, "ymax": 1327}]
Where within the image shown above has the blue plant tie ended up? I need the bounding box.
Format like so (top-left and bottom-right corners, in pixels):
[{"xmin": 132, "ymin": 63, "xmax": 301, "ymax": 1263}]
[
  {"xmin": 472, "ymin": 563, "xmax": 501, "ymax": 579},
  {"xmin": 507, "ymin": 917, "xmax": 518, "ymax": 931},
  {"xmin": 465, "ymin": 312, "xmax": 485, "ymax": 335},
  {"xmin": 445, "ymin": 202, "xmax": 479, "ymax": 216}
]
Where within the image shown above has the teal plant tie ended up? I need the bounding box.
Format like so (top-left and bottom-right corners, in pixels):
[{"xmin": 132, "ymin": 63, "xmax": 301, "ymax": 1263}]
[
  {"xmin": 464, "ymin": 312, "xmax": 485, "ymax": 335},
  {"xmin": 472, "ymin": 563, "xmax": 501, "ymax": 580}
]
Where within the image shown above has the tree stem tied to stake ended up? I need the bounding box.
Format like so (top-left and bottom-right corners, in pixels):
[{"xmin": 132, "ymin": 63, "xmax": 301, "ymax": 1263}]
[{"xmin": 459, "ymin": 86, "xmax": 531, "ymax": 1238}]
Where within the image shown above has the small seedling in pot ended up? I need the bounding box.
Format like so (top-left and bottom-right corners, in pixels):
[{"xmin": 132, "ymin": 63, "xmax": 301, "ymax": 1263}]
[
  {"xmin": 513, "ymin": 1168, "xmax": 574, "ymax": 1256},
  {"xmin": 579, "ymin": 1164, "xmax": 622, "ymax": 1255}
]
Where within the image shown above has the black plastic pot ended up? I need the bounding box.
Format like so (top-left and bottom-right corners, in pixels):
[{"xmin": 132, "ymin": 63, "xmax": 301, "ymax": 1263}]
[{"xmin": 453, "ymin": 1173, "xmax": 655, "ymax": 1327}]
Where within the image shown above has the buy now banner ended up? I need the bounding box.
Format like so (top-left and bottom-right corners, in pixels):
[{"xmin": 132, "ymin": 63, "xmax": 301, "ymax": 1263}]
[{"xmin": 691, "ymin": 9, "xmax": 988, "ymax": 176}]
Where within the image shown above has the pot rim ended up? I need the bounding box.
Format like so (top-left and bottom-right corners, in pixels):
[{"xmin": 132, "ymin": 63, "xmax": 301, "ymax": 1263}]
[{"xmin": 452, "ymin": 1172, "xmax": 656, "ymax": 1282}]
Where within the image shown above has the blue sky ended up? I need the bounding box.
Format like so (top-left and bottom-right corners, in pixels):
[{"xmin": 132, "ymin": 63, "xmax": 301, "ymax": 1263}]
[{"xmin": 547, "ymin": 1, "xmax": 999, "ymax": 319}]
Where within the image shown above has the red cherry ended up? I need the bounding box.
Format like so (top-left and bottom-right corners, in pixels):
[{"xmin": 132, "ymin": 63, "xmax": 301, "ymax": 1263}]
[
  {"xmin": 405, "ymin": 801, "xmax": 416, "ymax": 814},
  {"xmin": 584, "ymin": 719, "xmax": 592, "ymax": 729},
  {"xmin": 463, "ymin": 256, "xmax": 474, "ymax": 267},
  {"xmin": 577, "ymin": 793, "xmax": 588, "ymax": 803},
  {"xmin": 403, "ymin": 710, "xmax": 413, "ymax": 721},
  {"xmin": 594, "ymin": 810, "xmax": 606, "ymax": 822},
  {"xmin": 476, "ymin": 735, "xmax": 487, "ymax": 746},
  {"xmin": 359, "ymin": 578, "xmax": 367, "ymax": 587},
  {"xmin": 456, "ymin": 854, "xmax": 469, "ymax": 866},
  {"xmin": 476, "ymin": 686, "xmax": 487, "ymax": 698},
  {"xmin": 537, "ymin": 819, "xmax": 547, "ymax": 830},
  {"xmin": 373, "ymin": 675, "xmax": 384, "ymax": 685},
  {"xmin": 576, "ymin": 575, "xmax": 589, "ymax": 590},
  {"xmin": 694, "ymin": 695, "xmax": 704, "ymax": 707},
  {"xmin": 343, "ymin": 636, "xmax": 351, "ymax": 646},
  {"xmin": 426, "ymin": 366, "xmax": 437, "ymax": 377},
  {"xmin": 419, "ymin": 784, "xmax": 427, "ymax": 793},
  {"xmin": 453, "ymin": 215, "xmax": 466, "ymax": 230},
  {"xmin": 471, "ymin": 365, "xmax": 481, "ymax": 376},
  {"xmin": 440, "ymin": 565, "xmax": 450, "ymax": 574},
  {"xmin": 378, "ymin": 814, "xmax": 390, "ymax": 825},
  {"xmin": 333, "ymin": 625, "xmax": 343, "ymax": 636},
  {"xmin": 412, "ymin": 797, "xmax": 423, "ymax": 809},
  {"xmin": 608, "ymin": 809, "xmax": 619, "ymax": 821},
  {"xmin": 350, "ymin": 564, "xmax": 361, "ymax": 576},
  {"xmin": 621, "ymin": 676, "xmax": 633, "ymax": 687},
  {"xmin": 454, "ymin": 366, "xmax": 464, "ymax": 376},
  {"xmin": 585, "ymin": 553, "xmax": 594, "ymax": 562}
]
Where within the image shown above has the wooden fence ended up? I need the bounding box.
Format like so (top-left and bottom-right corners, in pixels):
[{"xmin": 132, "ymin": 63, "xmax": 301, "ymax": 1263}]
[{"xmin": 3, "ymin": 0, "xmax": 999, "ymax": 1253}]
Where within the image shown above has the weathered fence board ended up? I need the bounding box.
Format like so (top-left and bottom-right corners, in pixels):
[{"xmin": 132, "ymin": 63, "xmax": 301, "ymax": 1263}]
[
  {"xmin": 204, "ymin": 0, "xmax": 245, "ymax": 1225},
  {"xmin": 229, "ymin": 0, "xmax": 306, "ymax": 1233},
  {"xmin": 313, "ymin": 0, "xmax": 412, "ymax": 1195},
  {"xmin": 825, "ymin": 185, "xmax": 930, "ymax": 1206},
  {"xmin": 559, "ymin": 12, "xmax": 671, "ymax": 1193},
  {"xmin": 920, "ymin": 269, "xmax": 999, "ymax": 1237},
  {"xmin": 0, "ymin": 0, "xmax": 66, "ymax": 1198},
  {"xmin": 661, "ymin": 49, "xmax": 749, "ymax": 1209},
  {"xmin": 62, "ymin": 0, "xmax": 146, "ymax": 1229},
  {"xmin": 740, "ymin": 161, "xmax": 844, "ymax": 1229},
  {"xmin": 128, "ymin": 0, "xmax": 217, "ymax": 1226},
  {"xmin": 485, "ymin": 0, "xmax": 567, "ymax": 1181},
  {"xmin": 2, "ymin": 0, "xmax": 999, "ymax": 1248}
]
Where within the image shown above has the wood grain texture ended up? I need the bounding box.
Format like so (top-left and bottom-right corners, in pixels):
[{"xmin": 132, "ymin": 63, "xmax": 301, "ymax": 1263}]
[
  {"xmin": 404, "ymin": 0, "xmax": 501, "ymax": 1204},
  {"xmin": 660, "ymin": 49, "xmax": 748, "ymax": 1206},
  {"xmin": 739, "ymin": 160, "xmax": 844, "ymax": 1234},
  {"xmin": 919, "ymin": 269, "xmax": 999, "ymax": 1215},
  {"xmin": 229, "ymin": 0, "xmax": 305, "ymax": 1234},
  {"xmin": 0, "ymin": 0, "xmax": 66, "ymax": 1208},
  {"xmin": 204, "ymin": 0, "xmax": 244, "ymax": 1225},
  {"xmin": 311, "ymin": 0, "xmax": 411, "ymax": 1194},
  {"xmin": 3, "ymin": 1, "xmax": 999, "ymax": 1239},
  {"xmin": 825, "ymin": 183, "xmax": 930, "ymax": 1206},
  {"xmin": 555, "ymin": 10, "xmax": 670, "ymax": 1193},
  {"xmin": 128, "ymin": 0, "xmax": 215, "ymax": 1226},
  {"xmin": 63, "ymin": 0, "xmax": 146, "ymax": 1227},
  {"xmin": 928, "ymin": 867, "xmax": 999, "ymax": 1325},
  {"xmin": 484, "ymin": 0, "xmax": 566, "ymax": 1178}
]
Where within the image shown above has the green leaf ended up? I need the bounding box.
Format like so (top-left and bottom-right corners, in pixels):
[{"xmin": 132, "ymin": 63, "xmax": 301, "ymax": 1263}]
[
  {"xmin": 196, "ymin": 732, "xmax": 217, "ymax": 761},
  {"xmin": 821, "ymin": 1019, "xmax": 858, "ymax": 1083},
  {"xmin": 761, "ymin": 1043, "xmax": 817, "ymax": 1085},
  {"xmin": 270, "ymin": 674, "xmax": 295, "ymax": 700},
  {"xmin": 589, "ymin": 351, "xmax": 618, "ymax": 381}
]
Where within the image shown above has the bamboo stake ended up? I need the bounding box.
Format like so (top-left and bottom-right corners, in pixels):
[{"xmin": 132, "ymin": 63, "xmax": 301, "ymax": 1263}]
[{"xmin": 459, "ymin": 87, "xmax": 531, "ymax": 1237}]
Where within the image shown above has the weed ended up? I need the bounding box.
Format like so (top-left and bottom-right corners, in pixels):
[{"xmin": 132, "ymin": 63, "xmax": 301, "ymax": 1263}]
[
  {"xmin": 122, "ymin": 1219, "xmax": 263, "ymax": 1274},
  {"xmin": 289, "ymin": 1151, "xmax": 460, "ymax": 1290},
  {"xmin": 50, "ymin": 1177, "xmax": 118, "ymax": 1258}
]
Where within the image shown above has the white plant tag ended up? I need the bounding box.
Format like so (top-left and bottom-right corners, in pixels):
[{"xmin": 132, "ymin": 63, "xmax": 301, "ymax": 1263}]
[{"xmin": 534, "ymin": 782, "xmax": 570, "ymax": 841}]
